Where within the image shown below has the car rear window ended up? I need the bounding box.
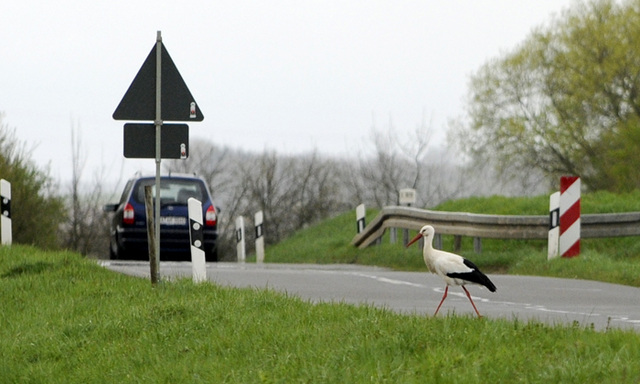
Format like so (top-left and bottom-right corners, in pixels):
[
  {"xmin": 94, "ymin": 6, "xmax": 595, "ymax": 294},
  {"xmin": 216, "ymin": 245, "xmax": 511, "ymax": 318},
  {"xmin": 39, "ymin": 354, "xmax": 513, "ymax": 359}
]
[{"xmin": 133, "ymin": 179, "xmax": 205, "ymax": 205}]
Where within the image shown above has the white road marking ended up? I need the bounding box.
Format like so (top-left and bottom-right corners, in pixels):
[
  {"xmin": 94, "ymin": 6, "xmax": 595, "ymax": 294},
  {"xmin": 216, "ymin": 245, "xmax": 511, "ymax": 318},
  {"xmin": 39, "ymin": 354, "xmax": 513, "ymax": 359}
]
[
  {"xmin": 348, "ymin": 272, "xmax": 426, "ymax": 288},
  {"xmin": 349, "ymin": 271, "xmax": 640, "ymax": 327}
]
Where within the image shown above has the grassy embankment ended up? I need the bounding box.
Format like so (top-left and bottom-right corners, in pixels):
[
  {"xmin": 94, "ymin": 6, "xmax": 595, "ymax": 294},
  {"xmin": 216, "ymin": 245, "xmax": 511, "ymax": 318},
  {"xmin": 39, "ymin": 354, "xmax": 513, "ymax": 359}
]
[
  {"xmin": 2, "ymin": 246, "xmax": 640, "ymax": 383},
  {"xmin": 265, "ymin": 190, "xmax": 640, "ymax": 287}
]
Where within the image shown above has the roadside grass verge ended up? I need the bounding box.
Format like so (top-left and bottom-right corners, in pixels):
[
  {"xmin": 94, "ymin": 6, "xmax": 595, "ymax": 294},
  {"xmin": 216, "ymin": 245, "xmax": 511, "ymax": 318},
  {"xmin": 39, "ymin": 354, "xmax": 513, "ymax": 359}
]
[
  {"xmin": 264, "ymin": 191, "xmax": 640, "ymax": 287},
  {"xmin": 2, "ymin": 246, "xmax": 640, "ymax": 383}
]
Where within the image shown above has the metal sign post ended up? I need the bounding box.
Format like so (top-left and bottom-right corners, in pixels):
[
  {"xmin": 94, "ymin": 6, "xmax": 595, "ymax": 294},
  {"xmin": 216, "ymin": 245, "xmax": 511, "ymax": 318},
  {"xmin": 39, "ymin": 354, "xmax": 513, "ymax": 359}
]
[
  {"xmin": 153, "ymin": 31, "xmax": 162, "ymax": 276},
  {"xmin": 144, "ymin": 186, "xmax": 159, "ymax": 285}
]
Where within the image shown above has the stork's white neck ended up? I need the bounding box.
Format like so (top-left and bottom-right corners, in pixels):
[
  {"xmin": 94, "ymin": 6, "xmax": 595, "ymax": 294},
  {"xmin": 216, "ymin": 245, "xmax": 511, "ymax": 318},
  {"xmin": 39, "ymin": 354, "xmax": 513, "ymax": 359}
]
[
  {"xmin": 422, "ymin": 236, "xmax": 437, "ymax": 272},
  {"xmin": 423, "ymin": 236, "xmax": 434, "ymax": 252}
]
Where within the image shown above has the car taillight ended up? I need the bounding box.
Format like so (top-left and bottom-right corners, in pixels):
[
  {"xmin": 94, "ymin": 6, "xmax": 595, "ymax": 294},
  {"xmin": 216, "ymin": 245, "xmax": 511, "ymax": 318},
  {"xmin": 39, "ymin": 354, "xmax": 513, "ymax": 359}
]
[
  {"xmin": 205, "ymin": 205, "xmax": 217, "ymax": 226},
  {"xmin": 123, "ymin": 203, "xmax": 135, "ymax": 225}
]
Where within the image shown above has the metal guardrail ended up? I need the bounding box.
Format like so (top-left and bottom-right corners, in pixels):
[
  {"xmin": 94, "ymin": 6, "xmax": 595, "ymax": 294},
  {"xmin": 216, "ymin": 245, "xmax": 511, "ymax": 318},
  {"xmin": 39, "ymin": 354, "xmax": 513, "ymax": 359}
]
[{"xmin": 351, "ymin": 206, "xmax": 640, "ymax": 249}]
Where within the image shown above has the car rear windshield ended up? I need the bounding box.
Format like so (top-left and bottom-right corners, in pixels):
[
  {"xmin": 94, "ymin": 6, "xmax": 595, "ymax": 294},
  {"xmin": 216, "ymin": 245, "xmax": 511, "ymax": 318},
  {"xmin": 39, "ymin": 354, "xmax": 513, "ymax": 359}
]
[{"xmin": 133, "ymin": 179, "xmax": 206, "ymax": 206}]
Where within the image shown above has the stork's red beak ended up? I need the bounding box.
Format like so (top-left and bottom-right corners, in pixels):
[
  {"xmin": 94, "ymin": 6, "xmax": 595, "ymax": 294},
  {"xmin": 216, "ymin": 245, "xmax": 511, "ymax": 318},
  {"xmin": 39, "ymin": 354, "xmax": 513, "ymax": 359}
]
[{"xmin": 406, "ymin": 233, "xmax": 422, "ymax": 248}]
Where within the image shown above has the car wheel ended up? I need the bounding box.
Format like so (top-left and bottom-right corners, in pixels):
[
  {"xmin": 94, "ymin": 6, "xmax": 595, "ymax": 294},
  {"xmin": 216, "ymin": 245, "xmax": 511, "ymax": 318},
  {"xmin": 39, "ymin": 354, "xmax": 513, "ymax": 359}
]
[
  {"xmin": 112, "ymin": 234, "xmax": 131, "ymax": 260},
  {"xmin": 206, "ymin": 247, "xmax": 218, "ymax": 262},
  {"xmin": 109, "ymin": 238, "xmax": 119, "ymax": 260}
]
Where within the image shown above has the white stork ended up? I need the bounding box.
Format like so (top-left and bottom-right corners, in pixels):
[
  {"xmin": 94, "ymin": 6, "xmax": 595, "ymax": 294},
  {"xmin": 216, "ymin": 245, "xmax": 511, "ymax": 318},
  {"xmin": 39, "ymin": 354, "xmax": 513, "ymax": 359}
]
[{"xmin": 407, "ymin": 225, "xmax": 496, "ymax": 318}]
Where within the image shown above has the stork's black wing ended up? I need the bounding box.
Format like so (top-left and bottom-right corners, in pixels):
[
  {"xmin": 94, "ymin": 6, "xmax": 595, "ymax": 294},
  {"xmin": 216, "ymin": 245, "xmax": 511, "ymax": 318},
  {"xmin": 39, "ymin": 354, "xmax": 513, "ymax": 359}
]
[{"xmin": 446, "ymin": 258, "xmax": 497, "ymax": 292}]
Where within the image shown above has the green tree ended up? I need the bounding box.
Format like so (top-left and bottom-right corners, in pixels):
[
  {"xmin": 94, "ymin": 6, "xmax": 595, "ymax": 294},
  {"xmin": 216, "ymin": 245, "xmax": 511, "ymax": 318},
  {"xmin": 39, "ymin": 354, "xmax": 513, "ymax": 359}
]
[
  {"xmin": 0, "ymin": 114, "xmax": 64, "ymax": 249},
  {"xmin": 453, "ymin": 0, "xmax": 640, "ymax": 191}
]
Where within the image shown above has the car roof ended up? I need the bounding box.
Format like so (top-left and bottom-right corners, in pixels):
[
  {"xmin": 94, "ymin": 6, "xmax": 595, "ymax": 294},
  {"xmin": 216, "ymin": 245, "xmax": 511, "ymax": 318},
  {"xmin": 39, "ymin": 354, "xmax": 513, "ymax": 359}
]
[{"xmin": 129, "ymin": 173, "xmax": 205, "ymax": 181}]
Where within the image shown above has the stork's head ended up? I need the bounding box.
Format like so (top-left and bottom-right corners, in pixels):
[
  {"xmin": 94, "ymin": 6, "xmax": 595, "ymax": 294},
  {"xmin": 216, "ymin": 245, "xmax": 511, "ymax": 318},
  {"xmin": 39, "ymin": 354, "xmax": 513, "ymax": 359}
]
[{"xmin": 406, "ymin": 225, "xmax": 435, "ymax": 248}]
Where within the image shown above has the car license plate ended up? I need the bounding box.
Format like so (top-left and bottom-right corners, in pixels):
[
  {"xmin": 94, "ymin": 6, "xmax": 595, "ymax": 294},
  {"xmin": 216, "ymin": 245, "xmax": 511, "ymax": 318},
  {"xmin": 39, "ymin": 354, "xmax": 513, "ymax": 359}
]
[{"xmin": 160, "ymin": 216, "xmax": 187, "ymax": 226}]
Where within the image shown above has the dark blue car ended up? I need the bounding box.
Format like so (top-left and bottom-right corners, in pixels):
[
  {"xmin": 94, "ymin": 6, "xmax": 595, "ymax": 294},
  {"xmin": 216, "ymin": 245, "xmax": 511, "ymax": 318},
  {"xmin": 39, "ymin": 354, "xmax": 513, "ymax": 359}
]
[{"xmin": 104, "ymin": 174, "xmax": 218, "ymax": 261}]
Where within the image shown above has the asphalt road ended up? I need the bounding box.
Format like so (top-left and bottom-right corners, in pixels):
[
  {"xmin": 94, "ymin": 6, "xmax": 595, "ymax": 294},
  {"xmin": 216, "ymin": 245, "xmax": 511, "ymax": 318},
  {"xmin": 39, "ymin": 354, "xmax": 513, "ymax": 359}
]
[{"xmin": 100, "ymin": 261, "xmax": 640, "ymax": 331}]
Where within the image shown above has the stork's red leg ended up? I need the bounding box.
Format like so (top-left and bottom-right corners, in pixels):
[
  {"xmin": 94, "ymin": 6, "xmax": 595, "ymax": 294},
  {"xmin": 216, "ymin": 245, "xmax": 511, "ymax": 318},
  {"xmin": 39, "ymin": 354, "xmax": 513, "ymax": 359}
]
[
  {"xmin": 434, "ymin": 286, "xmax": 448, "ymax": 316},
  {"xmin": 462, "ymin": 286, "xmax": 482, "ymax": 318}
]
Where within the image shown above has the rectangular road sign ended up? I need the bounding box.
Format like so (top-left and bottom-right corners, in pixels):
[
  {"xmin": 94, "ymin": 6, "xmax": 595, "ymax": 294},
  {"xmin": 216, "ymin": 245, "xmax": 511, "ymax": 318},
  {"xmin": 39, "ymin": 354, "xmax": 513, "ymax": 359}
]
[{"xmin": 124, "ymin": 123, "xmax": 189, "ymax": 159}]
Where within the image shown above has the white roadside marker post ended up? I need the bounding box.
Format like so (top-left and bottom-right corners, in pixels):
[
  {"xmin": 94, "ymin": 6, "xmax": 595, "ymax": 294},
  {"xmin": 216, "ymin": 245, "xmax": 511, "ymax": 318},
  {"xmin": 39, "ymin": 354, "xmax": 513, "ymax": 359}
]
[
  {"xmin": 1, "ymin": 179, "xmax": 11, "ymax": 246},
  {"xmin": 255, "ymin": 211, "xmax": 265, "ymax": 263},
  {"xmin": 356, "ymin": 204, "xmax": 366, "ymax": 234},
  {"xmin": 235, "ymin": 216, "xmax": 246, "ymax": 263},
  {"xmin": 548, "ymin": 191, "xmax": 560, "ymax": 260},
  {"xmin": 188, "ymin": 198, "xmax": 206, "ymax": 283}
]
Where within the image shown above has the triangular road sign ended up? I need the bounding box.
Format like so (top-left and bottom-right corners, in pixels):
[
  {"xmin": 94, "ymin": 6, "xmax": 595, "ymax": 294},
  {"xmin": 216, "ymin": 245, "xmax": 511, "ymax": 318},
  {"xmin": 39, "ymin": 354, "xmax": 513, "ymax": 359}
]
[{"xmin": 113, "ymin": 42, "xmax": 204, "ymax": 122}]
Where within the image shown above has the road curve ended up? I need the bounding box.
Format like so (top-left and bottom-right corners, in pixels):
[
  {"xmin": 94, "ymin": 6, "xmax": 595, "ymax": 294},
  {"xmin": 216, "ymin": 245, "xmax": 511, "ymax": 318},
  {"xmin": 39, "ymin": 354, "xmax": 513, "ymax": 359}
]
[{"xmin": 100, "ymin": 261, "xmax": 640, "ymax": 332}]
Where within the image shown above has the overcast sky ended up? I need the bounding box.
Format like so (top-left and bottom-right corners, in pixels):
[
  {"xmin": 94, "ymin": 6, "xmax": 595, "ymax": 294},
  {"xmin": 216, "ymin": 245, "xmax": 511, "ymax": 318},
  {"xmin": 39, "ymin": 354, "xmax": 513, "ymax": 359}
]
[{"xmin": 1, "ymin": 0, "xmax": 575, "ymax": 185}]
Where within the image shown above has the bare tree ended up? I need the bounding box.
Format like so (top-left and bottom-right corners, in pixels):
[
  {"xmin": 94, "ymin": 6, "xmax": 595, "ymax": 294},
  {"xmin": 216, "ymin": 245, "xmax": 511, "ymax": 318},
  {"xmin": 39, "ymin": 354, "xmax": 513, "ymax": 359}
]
[
  {"xmin": 61, "ymin": 123, "xmax": 114, "ymax": 257},
  {"xmin": 237, "ymin": 150, "xmax": 348, "ymax": 244},
  {"xmin": 67, "ymin": 123, "xmax": 85, "ymax": 251},
  {"xmin": 165, "ymin": 143, "xmax": 351, "ymax": 258},
  {"xmin": 351, "ymin": 116, "xmax": 435, "ymax": 207}
]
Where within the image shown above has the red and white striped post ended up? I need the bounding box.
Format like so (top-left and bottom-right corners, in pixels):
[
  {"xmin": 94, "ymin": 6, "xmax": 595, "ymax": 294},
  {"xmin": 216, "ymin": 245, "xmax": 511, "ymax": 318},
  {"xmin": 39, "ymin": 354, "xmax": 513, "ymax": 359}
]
[{"xmin": 559, "ymin": 176, "xmax": 580, "ymax": 258}]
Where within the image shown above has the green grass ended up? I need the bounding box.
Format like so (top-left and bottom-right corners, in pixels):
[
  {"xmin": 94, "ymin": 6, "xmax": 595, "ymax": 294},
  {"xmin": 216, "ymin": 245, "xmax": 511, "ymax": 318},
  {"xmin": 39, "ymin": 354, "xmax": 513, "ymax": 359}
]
[
  {"xmin": 3, "ymin": 245, "xmax": 640, "ymax": 383},
  {"xmin": 4, "ymin": 191, "xmax": 640, "ymax": 382},
  {"xmin": 434, "ymin": 189, "xmax": 640, "ymax": 214},
  {"xmin": 262, "ymin": 191, "xmax": 640, "ymax": 287}
]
